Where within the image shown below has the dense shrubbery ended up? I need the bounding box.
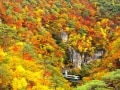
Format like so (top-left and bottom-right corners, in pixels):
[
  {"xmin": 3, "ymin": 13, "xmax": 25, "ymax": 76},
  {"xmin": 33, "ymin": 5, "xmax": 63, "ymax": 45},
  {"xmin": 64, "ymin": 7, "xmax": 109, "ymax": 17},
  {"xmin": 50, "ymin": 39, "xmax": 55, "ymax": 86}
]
[
  {"xmin": 0, "ymin": 0, "xmax": 120, "ymax": 89},
  {"xmin": 76, "ymin": 69, "xmax": 120, "ymax": 90}
]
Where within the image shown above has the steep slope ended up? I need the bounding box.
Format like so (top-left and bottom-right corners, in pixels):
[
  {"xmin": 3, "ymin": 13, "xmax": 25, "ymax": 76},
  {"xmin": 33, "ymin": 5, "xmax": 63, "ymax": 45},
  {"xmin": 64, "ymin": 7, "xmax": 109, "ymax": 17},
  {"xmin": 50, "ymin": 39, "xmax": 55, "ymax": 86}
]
[{"xmin": 0, "ymin": 0, "xmax": 120, "ymax": 89}]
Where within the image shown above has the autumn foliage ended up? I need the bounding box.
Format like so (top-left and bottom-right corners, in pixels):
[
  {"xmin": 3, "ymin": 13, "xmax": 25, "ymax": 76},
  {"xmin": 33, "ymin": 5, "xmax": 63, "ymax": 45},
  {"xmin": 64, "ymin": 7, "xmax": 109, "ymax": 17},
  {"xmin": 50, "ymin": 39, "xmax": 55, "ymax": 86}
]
[{"xmin": 0, "ymin": 0, "xmax": 120, "ymax": 90}]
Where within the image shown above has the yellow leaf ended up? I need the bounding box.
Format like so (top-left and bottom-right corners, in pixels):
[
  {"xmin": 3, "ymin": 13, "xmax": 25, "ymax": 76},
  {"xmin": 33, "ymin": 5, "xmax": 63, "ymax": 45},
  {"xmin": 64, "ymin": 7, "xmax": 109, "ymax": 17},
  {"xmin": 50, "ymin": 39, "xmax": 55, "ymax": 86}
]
[
  {"xmin": 16, "ymin": 65, "xmax": 26, "ymax": 76},
  {"xmin": 0, "ymin": 48, "xmax": 6, "ymax": 60},
  {"xmin": 21, "ymin": 78, "xmax": 27, "ymax": 88}
]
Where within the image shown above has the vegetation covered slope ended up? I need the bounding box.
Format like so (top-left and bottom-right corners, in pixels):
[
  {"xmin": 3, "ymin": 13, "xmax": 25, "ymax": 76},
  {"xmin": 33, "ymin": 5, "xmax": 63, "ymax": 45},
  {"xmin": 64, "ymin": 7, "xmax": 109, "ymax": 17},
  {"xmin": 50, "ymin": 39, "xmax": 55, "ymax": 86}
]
[{"xmin": 0, "ymin": 0, "xmax": 120, "ymax": 90}]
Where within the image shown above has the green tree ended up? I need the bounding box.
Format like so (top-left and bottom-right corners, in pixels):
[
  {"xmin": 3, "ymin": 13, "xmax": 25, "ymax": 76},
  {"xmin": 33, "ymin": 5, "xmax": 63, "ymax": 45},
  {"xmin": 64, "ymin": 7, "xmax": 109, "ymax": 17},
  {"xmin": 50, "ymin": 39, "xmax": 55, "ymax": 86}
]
[
  {"xmin": 0, "ymin": 23, "xmax": 19, "ymax": 51},
  {"xmin": 76, "ymin": 80, "xmax": 110, "ymax": 90},
  {"xmin": 102, "ymin": 69, "xmax": 120, "ymax": 90}
]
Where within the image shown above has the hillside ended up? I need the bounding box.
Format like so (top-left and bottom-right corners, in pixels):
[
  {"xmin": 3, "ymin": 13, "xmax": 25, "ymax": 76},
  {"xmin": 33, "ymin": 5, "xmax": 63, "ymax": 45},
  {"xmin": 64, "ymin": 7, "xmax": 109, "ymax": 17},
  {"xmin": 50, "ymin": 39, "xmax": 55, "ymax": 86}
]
[{"xmin": 0, "ymin": 0, "xmax": 120, "ymax": 90}]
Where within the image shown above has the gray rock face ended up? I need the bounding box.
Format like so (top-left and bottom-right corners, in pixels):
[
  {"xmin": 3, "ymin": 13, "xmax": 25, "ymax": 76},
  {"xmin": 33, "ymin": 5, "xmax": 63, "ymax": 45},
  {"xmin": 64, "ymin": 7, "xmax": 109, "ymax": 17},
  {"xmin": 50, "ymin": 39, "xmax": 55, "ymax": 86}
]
[
  {"xmin": 69, "ymin": 46, "xmax": 83, "ymax": 69},
  {"xmin": 60, "ymin": 31, "xmax": 68, "ymax": 42},
  {"xmin": 69, "ymin": 47, "xmax": 105, "ymax": 69},
  {"xmin": 60, "ymin": 31, "xmax": 105, "ymax": 69},
  {"xmin": 93, "ymin": 50, "xmax": 104, "ymax": 59}
]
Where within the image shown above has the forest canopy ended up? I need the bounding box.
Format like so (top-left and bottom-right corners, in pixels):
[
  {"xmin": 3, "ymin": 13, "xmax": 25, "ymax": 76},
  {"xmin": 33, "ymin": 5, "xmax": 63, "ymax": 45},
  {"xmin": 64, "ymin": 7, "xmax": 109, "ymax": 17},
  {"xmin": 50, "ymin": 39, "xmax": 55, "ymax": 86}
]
[{"xmin": 0, "ymin": 0, "xmax": 120, "ymax": 90}]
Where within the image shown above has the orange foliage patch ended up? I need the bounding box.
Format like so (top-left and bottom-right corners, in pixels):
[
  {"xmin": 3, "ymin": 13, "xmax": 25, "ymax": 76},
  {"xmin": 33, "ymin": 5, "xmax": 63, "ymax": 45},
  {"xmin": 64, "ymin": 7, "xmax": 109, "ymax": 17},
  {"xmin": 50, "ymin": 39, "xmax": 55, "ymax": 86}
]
[
  {"xmin": 10, "ymin": 45, "xmax": 22, "ymax": 53},
  {"xmin": 23, "ymin": 52, "xmax": 33, "ymax": 61},
  {"xmin": 13, "ymin": 7, "xmax": 21, "ymax": 13}
]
